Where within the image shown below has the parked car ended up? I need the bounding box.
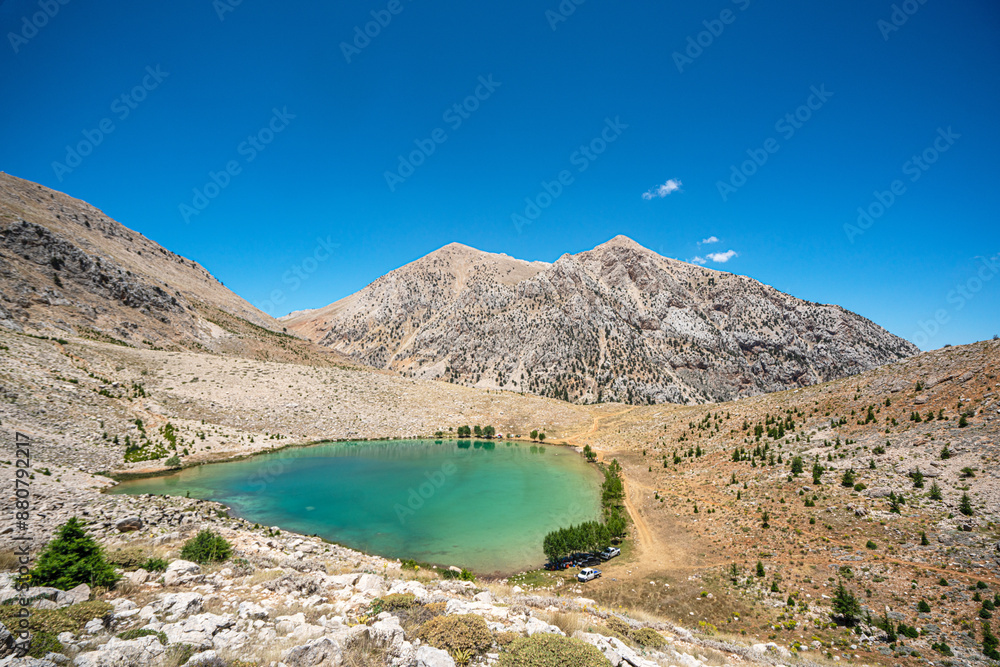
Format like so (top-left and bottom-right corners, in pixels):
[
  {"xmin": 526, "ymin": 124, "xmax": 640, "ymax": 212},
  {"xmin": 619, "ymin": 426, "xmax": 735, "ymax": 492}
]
[
  {"xmin": 577, "ymin": 568, "xmax": 602, "ymax": 582},
  {"xmin": 599, "ymin": 546, "xmax": 621, "ymax": 560},
  {"xmin": 575, "ymin": 555, "xmax": 601, "ymax": 567}
]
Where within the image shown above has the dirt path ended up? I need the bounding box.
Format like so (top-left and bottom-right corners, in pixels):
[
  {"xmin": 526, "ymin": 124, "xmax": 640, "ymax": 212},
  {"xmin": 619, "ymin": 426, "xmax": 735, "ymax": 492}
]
[
  {"xmin": 559, "ymin": 407, "xmax": 635, "ymax": 446},
  {"xmin": 558, "ymin": 407, "xmax": 672, "ymax": 571}
]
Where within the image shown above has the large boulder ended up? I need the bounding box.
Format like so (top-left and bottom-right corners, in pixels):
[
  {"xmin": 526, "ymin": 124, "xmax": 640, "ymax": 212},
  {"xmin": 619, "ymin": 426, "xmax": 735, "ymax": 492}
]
[
  {"xmin": 0, "ymin": 621, "xmax": 13, "ymax": 658},
  {"xmin": 370, "ymin": 614, "xmax": 404, "ymax": 648},
  {"xmin": 163, "ymin": 561, "xmax": 200, "ymax": 587},
  {"xmin": 354, "ymin": 574, "xmax": 385, "ymax": 596},
  {"xmin": 281, "ymin": 637, "xmax": 342, "ymax": 667},
  {"xmin": 114, "ymin": 517, "xmax": 142, "ymax": 533},
  {"xmin": 56, "ymin": 585, "xmax": 91, "ymax": 607},
  {"xmin": 184, "ymin": 650, "xmax": 222, "ymax": 666},
  {"xmin": 525, "ymin": 616, "xmax": 564, "ymax": 636},
  {"xmin": 72, "ymin": 635, "xmax": 165, "ymax": 667},
  {"xmin": 160, "ymin": 613, "xmax": 233, "ymax": 649},
  {"xmin": 157, "ymin": 592, "xmax": 204, "ymax": 619},
  {"xmin": 237, "ymin": 602, "xmax": 268, "ymax": 620},
  {"xmin": 415, "ymin": 645, "xmax": 455, "ymax": 667}
]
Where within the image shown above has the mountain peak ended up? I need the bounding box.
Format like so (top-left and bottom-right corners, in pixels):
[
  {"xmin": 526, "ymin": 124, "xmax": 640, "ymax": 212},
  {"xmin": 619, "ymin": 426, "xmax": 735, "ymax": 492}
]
[{"xmin": 596, "ymin": 235, "xmax": 649, "ymax": 252}]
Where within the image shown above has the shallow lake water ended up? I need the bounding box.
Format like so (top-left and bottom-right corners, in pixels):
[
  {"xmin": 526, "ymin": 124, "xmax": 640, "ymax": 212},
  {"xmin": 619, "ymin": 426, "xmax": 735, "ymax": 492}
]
[{"xmin": 109, "ymin": 439, "xmax": 601, "ymax": 573}]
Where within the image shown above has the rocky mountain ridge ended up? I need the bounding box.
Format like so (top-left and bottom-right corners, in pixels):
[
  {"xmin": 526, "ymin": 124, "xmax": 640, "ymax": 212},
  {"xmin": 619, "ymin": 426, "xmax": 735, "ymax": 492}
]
[
  {"xmin": 0, "ymin": 173, "xmax": 350, "ymax": 367},
  {"xmin": 285, "ymin": 236, "xmax": 918, "ymax": 405}
]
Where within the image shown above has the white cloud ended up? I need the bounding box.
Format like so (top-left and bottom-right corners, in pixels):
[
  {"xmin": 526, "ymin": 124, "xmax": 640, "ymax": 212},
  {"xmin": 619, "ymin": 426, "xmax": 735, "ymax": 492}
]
[
  {"xmin": 699, "ymin": 235, "xmax": 719, "ymax": 245},
  {"xmin": 688, "ymin": 249, "xmax": 738, "ymax": 265},
  {"xmin": 706, "ymin": 250, "xmax": 738, "ymax": 263},
  {"xmin": 642, "ymin": 179, "xmax": 682, "ymax": 200}
]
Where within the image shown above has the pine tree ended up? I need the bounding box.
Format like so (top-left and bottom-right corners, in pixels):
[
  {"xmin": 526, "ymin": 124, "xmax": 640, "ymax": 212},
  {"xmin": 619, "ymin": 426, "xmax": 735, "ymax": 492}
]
[
  {"xmin": 756, "ymin": 561, "xmax": 765, "ymax": 577},
  {"xmin": 929, "ymin": 481, "xmax": 943, "ymax": 501},
  {"xmin": 841, "ymin": 469, "xmax": 856, "ymax": 487},
  {"xmin": 790, "ymin": 457, "xmax": 804, "ymax": 475},
  {"xmin": 983, "ymin": 620, "xmax": 999, "ymax": 660},
  {"xmin": 29, "ymin": 517, "xmax": 119, "ymax": 589},
  {"xmin": 960, "ymin": 492, "xmax": 974, "ymax": 516},
  {"xmin": 812, "ymin": 462, "xmax": 823, "ymax": 485},
  {"xmin": 831, "ymin": 581, "xmax": 862, "ymax": 626}
]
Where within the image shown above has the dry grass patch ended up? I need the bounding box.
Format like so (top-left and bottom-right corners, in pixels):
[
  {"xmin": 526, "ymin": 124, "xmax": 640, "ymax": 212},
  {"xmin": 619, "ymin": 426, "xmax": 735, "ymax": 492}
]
[{"xmin": 537, "ymin": 610, "xmax": 584, "ymax": 636}]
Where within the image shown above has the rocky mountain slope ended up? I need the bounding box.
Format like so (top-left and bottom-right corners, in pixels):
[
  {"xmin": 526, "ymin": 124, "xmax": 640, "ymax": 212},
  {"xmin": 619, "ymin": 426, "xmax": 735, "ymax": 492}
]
[
  {"xmin": 0, "ymin": 173, "xmax": 351, "ymax": 367},
  {"xmin": 284, "ymin": 236, "xmax": 918, "ymax": 405}
]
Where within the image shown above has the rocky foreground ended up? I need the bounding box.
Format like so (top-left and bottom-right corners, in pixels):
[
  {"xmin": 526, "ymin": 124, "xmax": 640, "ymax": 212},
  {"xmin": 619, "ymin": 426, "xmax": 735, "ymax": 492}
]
[{"xmin": 0, "ymin": 482, "xmax": 793, "ymax": 667}]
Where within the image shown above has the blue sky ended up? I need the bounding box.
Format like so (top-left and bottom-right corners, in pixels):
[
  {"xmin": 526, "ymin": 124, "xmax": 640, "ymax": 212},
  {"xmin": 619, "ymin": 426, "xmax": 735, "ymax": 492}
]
[{"xmin": 1, "ymin": 1, "xmax": 998, "ymax": 350}]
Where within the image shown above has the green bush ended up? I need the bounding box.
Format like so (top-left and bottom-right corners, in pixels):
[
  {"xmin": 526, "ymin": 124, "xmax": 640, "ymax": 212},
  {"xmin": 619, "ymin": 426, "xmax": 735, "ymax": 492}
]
[
  {"xmin": 26, "ymin": 631, "xmax": 63, "ymax": 659},
  {"xmin": 371, "ymin": 593, "xmax": 417, "ymax": 613},
  {"xmin": 418, "ymin": 614, "xmax": 493, "ymax": 656},
  {"xmin": 439, "ymin": 567, "xmax": 475, "ymax": 581},
  {"xmin": 28, "ymin": 517, "xmax": 119, "ymax": 589},
  {"xmin": 141, "ymin": 557, "xmax": 169, "ymax": 572},
  {"xmin": 180, "ymin": 529, "xmax": 232, "ymax": 564},
  {"xmin": 499, "ymin": 633, "xmax": 612, "ymax": 667},
  {"xmin": 630, "ymin": 627, "xmax": 666, "ymax": 647},
  {"xmin": 117, "ymin": 628, "xmax": 168, "ymax": 645}
]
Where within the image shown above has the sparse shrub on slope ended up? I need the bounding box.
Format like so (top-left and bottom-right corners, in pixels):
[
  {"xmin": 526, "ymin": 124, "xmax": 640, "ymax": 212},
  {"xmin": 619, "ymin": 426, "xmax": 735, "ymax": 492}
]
[
  {"xmin": 181, "ymin": 529, "xmax": 232, "ymax": 564},
  {"xmin": 26, "ymin": 631, "xmax": 63, "ymax": 658},
  {"xmin": 499, "ymin": 633, "xmax": 612, "ymax": 667},
  {"xmin": 418, "ymin": 613, "xmax": 493, "ymax": 656}
]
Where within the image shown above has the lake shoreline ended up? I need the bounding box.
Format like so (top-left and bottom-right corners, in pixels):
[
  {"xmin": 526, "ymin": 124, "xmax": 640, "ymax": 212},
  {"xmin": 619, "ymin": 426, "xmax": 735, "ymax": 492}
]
[{"xmin": 107, "ymin": 437, "xmax": 602, "ymax": 575}]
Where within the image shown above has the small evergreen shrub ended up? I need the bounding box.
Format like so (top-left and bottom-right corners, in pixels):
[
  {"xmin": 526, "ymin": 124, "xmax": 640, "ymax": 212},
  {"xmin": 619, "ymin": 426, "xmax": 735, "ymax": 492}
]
[
  {"xmin": 499, "ymin": 634, "xmax": 611, "ymax": 667},
  {"xmin": 180, "ymin": 529, "xmax": 232, "ymax": 564},
  {"xmin": 29, "ymin": 517, "xmax": 119, "ymax": 589},
  {"xmin": 141, "ymin": 557, "xmax": 169, "ymax": 572}
]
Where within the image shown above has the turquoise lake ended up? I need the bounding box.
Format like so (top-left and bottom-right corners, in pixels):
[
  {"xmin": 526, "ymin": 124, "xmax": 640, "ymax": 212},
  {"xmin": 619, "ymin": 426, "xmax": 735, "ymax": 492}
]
[{"xmin": 108, "ymin": 439, "xmax": 601, "ymax": 574}]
